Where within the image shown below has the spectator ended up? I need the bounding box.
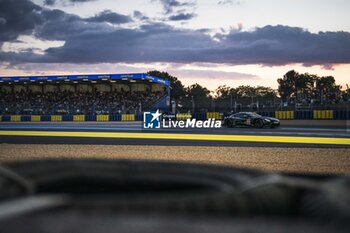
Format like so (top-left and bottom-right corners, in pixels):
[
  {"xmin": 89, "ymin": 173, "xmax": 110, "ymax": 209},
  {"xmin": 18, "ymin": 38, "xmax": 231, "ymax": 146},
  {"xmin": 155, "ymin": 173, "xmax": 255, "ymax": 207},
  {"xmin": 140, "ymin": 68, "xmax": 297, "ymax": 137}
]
[{"xmin": 0, "ymin": 89, "xmax": 164, "ymax": 115}]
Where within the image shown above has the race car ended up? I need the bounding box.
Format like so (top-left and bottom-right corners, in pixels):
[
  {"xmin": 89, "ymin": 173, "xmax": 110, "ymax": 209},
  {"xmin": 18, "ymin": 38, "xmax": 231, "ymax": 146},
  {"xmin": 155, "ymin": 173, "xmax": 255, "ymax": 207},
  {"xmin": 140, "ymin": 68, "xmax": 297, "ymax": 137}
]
[{"xmin": 223, "ymin": 112, "xmax": 280, "ymax": 128}]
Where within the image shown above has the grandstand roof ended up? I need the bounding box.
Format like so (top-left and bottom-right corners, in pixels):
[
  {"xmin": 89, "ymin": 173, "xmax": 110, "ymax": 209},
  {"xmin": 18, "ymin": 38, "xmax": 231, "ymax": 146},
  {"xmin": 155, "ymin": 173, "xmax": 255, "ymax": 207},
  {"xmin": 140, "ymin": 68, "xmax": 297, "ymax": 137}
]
[{"xmin": 0, "ymin": 73, "xmax": 170, "ymax": 86}]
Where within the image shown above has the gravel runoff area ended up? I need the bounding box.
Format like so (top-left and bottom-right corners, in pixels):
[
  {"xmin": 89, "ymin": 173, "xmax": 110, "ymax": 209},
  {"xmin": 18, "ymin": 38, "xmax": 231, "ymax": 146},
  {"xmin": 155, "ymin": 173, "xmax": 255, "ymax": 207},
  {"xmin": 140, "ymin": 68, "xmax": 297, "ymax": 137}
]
[{"xmin": 0, "ymin": 144, "xmax": 349, "ymax": 175}]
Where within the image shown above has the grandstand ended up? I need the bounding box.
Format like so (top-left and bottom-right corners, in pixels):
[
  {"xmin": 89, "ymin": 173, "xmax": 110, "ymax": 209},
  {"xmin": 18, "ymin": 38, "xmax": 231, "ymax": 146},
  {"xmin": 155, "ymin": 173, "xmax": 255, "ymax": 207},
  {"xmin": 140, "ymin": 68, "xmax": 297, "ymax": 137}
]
[{"xmin": 0, "ymin": 73, "xmax": 170, "ymax": 116}]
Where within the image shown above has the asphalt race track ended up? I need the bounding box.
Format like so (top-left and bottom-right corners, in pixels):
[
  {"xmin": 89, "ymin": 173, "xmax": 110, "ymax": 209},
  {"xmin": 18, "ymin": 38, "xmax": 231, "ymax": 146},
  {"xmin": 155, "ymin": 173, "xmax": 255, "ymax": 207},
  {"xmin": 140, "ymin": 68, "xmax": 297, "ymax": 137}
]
[{"xmin": 0, "ymin": 121, "xmax": 349, "ymax": 147}]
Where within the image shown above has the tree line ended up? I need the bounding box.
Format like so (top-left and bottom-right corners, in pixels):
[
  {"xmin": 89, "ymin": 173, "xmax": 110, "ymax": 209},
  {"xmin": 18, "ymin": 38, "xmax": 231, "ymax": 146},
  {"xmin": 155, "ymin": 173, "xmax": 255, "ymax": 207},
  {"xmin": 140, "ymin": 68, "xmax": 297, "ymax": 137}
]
[{"xmin": 148, "ymin": 70, "xmax": 350, "ymax": 104}]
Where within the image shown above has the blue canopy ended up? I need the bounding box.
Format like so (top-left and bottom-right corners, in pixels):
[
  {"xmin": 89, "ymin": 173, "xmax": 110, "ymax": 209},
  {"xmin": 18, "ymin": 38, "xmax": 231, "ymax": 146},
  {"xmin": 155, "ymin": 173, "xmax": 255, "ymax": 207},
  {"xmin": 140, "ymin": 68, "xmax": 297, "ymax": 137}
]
[{"xmin": 0, "ymin": 73, "xmax": 170, "ymax": 87}]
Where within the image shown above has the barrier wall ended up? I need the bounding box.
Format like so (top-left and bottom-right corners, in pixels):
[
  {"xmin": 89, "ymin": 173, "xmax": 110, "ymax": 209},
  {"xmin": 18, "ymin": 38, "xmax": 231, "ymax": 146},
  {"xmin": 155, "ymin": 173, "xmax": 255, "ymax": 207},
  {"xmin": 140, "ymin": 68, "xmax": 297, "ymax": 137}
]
[
  {"xmin": 96, "ymin": 115, "xmax": 109, "ymax": 122},
  {"xmin": 122, "ymin": 114, "xmax": 135, "ymax": 121},
  {"xmin": 176, "ymin": 113, "xmax": 192, "ymax": 121},
  {"xmin": 206, "ymin": 112, "xmax": 221, "ymax": 120},
  {"xmin": 73, "ymin": 115, "xmax": 85, "ymax": 122},
  {"xmin": 275, "ymin": 111, "xmax": 294, "ymax": 119},
  {"xmin": 31, "ymin": 115, "xmax": 41, "ymax": 122},
  {"xmin": 51, "ymin": 115, "xmax": 62, "ymax": 122},
  {"xmin": 313, "ymin": 110, "xmax": 333, "ymax": 119},
  {"xmin": 10, "ymin": 115, "xmax": 21, "ymax": 122},
  {"xmin": 0, "ymin": 110, "xmax": 349, "ymax": 122}
]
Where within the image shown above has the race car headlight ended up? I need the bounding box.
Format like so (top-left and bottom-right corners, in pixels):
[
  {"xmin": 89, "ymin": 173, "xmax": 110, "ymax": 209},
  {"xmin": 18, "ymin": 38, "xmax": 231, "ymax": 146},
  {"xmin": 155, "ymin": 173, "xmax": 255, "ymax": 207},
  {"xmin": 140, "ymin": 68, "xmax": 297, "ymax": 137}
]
[{"xmin": 264, "ymin": 119, "xmax": 271, "ymax": 122}]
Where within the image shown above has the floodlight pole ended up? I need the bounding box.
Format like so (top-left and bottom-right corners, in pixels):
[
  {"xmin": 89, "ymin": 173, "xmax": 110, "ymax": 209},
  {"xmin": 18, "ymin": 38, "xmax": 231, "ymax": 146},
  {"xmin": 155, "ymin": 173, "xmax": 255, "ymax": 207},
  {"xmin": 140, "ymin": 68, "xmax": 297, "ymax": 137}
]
[{"xmin": 191, "ymin": 95, "xmax": 195, "ymax": 113}]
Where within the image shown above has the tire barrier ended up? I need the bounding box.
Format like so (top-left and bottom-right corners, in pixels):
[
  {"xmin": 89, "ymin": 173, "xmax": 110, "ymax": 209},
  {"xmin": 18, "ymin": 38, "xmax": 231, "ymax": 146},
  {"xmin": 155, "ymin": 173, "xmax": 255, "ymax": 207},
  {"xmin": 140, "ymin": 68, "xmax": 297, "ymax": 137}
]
[
  {"xmin": 313, "ymin": 110, "xmax": 333, "ymax": 119},
  {"xmin": 10, "ymin": 115, "xmax": 21, "ymax": 122},
  {"xmin": 121, "ymin": 114, "xmax": 135, "ymax": 121},
  {"xmin": 50, "ymin": 115, "xmax": 62, "ymax": 122},
  {"xmin": 0, "ymin": 110, "xmax": 349, "ymax": 122},
  {"xmin": 96, "ymin": 115, "xmax": 109, "ymax": 122},
  {"xmin": 176, "ymin": 113, "xmax": 192, "ymax": 121},
  {"xmin": 295, "ymin": 111, "xmax": 312, "ymax": 120},
  {"xmin": 192, "ymin": 112, "xmax": 206, "ymax": 120},
  {"xmin": 275, "ymin": 111, "xmax": 294, "ymax": 119},
  {"xmin": 31, "ymin": 115, "xmax": 41, "ymax": 122},
  {"xmin": 334, "ymin": 110, "xmax": 349, "ymax": 120},
  {"xmin": 257, "ymin": 111, "xmax": 275, "ymax": 117},
  {"xmin": 206, "ymin": 112, "xmax": 221, "ymax": 120},
  {"xmin": 135, "ymin": 114, "xmax": 143, "ymax": 121},
  {"xmin": 73, "ymin": 115, "xmax": 85, "ymax": 122}
]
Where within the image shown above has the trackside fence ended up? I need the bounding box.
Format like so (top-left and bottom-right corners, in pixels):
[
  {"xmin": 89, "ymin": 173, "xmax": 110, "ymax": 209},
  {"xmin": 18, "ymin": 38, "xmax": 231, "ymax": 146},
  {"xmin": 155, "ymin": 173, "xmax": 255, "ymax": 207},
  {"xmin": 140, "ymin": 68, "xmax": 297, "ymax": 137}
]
[{"xmin": 0, "ymin": 110, "xmax": 349, "ymax": 122}]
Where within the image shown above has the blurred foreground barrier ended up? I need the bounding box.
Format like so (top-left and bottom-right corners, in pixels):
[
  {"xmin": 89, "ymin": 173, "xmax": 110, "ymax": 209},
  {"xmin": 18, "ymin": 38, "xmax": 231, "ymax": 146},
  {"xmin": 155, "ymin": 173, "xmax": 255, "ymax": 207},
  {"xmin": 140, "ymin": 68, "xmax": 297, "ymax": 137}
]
[
  {"xmin": 121, "ymin": 114, "xmax": 135, "ymax": 121},
  {"xmin": 206, "ymin": 112, "xmax": 221, "ymax": 120},
  {"xmin": 275, "ymin": 111, "xmax": 294, "ymax": 119},
  {"xmin": 176, "ymin": 113, "xmax": 192, "ymax": 121},
  {"xmin": 313, "ymin": 110, "xmax": 333, "ymax": 119}
]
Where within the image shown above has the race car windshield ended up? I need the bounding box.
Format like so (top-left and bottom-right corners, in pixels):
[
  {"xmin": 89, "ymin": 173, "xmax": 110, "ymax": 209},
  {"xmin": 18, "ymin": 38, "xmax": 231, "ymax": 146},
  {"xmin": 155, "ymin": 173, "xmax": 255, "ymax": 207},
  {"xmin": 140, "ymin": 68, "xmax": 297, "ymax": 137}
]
[{"xmin": 246, "ymin": 113, "xmax": 262, "ymax": 117}]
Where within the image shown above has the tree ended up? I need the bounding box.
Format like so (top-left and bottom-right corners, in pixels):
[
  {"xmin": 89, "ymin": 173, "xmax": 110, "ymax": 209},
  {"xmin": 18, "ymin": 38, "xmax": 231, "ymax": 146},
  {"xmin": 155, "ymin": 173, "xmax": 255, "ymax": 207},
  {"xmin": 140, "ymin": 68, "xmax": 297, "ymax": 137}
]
[
  {"xmin": 315, "ymin": 76, "xmax": 341, "ymax": 104},
  {"xmin": 214, "ymin": 85, "xmax": 277, "ymax": 99},
  {"xmin": 278, "ymin": 70, "xmax": 342, "ymax": 105},
  {"xmin": 185, "ymin": 83, "xmax": 211, "ymax": 99},
  {"xmin": 277, "ymin": 70, "xmax": 298, "ymax": 103},
  {"xmin": 235, "ymin": 85, "xmax": 258, "ymax": 98},
  {"xmin": 147, "ymin": 70, "xmax": 185, "ymax": 99},
  {"xmin": 214, "ymin": 85, "xmax": 231, "ymax": 99},
  {"xmin": 254, "ymin": 86, "xmax": 277, "ymax": 98}
]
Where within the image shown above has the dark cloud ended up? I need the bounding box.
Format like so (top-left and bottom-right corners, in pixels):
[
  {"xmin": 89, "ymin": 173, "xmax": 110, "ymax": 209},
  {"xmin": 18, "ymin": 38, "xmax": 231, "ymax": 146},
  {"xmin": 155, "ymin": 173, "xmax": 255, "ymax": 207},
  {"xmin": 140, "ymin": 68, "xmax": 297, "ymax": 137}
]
[
  {"xmin": 168, "ymin": 13, "xmax": 196, "ymax": 21},
  {"xmin": 133, "ymin": 11, "xmax": 149, "ymax": 21},
  {"xmin": 44, "ymin": 0, "xmax": 96, "ymax": 6},
  {"xmin": 7, "ymin": 24, "xmax": 347, "ymax": 67},
  {"xmin": 86, "ymin": 10, "xmax": 132, "ymax": 24},
  {"xmin": 215, "ymin": 25, "xmax": 350, "ymax": 66},
  {"xmin": 0, "ymin": 0, "xmax": 43, "ymax": 42},
  {"xmin": 0, "ymin": 0, "xmax": 350, "ymax": 68},
  {"xmin": 70, "ymin": 0, "xmax": 96, "ymax": 2},
  {"xmin": 35, "ymin": 9, "xmax": 94, "ymax": 41},
  {"xmin": 158, "ymin": 0, "xmax": 195, "ymax": 14},
  {"xmin": 44, "ymin": 0, "xmax": 56, "ymax": 6}
]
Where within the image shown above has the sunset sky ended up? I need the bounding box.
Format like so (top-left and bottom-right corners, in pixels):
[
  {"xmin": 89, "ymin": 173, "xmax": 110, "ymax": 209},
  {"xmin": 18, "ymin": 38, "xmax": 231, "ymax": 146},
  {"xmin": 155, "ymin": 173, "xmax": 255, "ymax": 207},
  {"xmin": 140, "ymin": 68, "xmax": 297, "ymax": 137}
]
[{"xmin": 0, "ymin": 0, "xmax": 349, "ymax": 90}]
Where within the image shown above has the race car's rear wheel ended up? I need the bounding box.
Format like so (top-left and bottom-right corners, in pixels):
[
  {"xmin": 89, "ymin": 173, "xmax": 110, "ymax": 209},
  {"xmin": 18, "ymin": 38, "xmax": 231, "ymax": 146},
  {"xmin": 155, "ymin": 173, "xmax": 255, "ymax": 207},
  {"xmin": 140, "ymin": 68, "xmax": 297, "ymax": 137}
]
[
  {"xmin": 255, "ymin": 119, "xmax": 264, "ymax": 128},
  {"xmin": 227, "ymin": 120, "xmax": 235, "ymax": 128}
]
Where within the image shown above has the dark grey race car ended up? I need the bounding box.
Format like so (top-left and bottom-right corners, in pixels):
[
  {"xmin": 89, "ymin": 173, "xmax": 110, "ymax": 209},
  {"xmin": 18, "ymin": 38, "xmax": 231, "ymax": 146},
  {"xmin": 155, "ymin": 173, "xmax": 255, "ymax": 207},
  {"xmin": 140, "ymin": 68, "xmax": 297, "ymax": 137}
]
[{"xmin": 223, "ymin": 112, "xmax": 280, "ymax": 128}]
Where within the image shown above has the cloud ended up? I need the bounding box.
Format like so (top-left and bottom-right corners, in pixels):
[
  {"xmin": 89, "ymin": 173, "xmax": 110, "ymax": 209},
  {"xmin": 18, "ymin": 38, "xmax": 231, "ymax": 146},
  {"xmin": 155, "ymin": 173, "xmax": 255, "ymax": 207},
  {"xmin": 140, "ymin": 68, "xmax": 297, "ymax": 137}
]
[
  {"xmin": 85, "ymin": 10, "xmax": 133, "ymax": 24},
  {"xmin": 218, "ymin": 0, "xmax": 242, "ymax": 6},
  {"xmin": 0, "ymin": 0, "xmax": 43, "ymax": 42},
  {"xmin": 44, "ymin": 0, "xmax": 56, "ymax": 6},
  {"xmin": 1, "ymin": 0, "xmax": 350, "ymax": 68},
  {"xmin": 44, "ymin": 0, "xmax": 96, "ymax": 6},
  {"xmin": 216, "ymin": 25, "xmax": 350, "ymax": 66},
  {"xmin": 157, "ymin": 0, "xmax": 195, "ymax": 14},
  {"xmin": 168, "ymin": 13, "xmax": 196, "ymax": 21},
  {"xmin": 169, "ymin": 69, "xmax": 258, "ymax": 81},
  {"xmin": 133, "ymin": 11, "xmax": 149, "ymax": 21}
]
